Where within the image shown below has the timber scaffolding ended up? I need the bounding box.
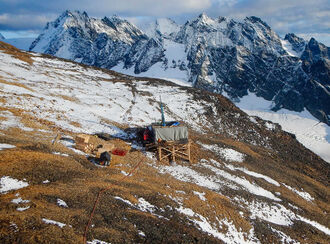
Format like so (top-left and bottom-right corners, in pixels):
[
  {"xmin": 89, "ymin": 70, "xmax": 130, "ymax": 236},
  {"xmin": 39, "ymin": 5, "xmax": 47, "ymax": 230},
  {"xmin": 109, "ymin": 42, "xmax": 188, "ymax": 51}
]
[{"xmin": 144, "ymin": 124, "xmax": 191, "ymax": 163}]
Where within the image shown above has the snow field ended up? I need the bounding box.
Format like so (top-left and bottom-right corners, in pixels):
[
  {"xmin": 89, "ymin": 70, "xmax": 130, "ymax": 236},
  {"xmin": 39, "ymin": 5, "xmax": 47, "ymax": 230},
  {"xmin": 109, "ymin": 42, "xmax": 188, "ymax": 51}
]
[
  {"xmin": 0, "ymin": 50, "xmax": 209, "ymax": 138},
  {"xmin": 236, "ymin": 92, "xmax": 330, "ymax": 163}
]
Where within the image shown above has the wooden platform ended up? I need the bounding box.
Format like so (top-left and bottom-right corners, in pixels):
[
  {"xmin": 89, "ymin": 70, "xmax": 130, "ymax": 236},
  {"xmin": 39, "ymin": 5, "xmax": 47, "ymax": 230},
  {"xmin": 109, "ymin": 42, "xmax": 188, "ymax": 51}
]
[{"xmin": 147, "ymin": 140, "xmax": 191, "ymax": 163}]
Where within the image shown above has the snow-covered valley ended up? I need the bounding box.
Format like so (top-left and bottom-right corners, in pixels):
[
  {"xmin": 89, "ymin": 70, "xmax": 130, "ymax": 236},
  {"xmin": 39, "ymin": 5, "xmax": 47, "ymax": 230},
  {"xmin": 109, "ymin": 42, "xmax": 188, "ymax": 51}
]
[{"xmin": 236, "ymin": 93, "xmax": 330, "ymax": 163}]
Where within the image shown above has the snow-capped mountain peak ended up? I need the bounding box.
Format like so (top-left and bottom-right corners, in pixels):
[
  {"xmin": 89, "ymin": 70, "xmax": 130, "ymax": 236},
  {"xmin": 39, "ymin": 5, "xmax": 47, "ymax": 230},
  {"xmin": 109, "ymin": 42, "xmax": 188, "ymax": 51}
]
[
  {"xmin": 29, "ymin": 10, "xmax": 92, "ymax": 56},
  {"xmin": 284, "ymin": 33, "xmax": 306, "ymax": 56},
  {"xmin": 156, "ymin": 18, "xmax": 180, "ymax": 38},
  {"xmin": 144, "ymin": 18, "xmax": 180, "ymax": 41},
  {"xmin": 99, "ymin": 16, "xmax": 147, "ymax": 43},
  {"xmin": 245, "ymin": 16, "xmax": 271, "ymax": 29},
  {"xmin": 29, "ymin": 10, "xmax": 154, "ymax": 67},
  {"xmin": 195, "ymin": 12, "xmax": 216, "ymax": 25},
  {"xmin": 0, "ymin": 33, "xmax": 5, "ymax": 40},
  {"xmin": 302, "ymin": 37, "xmax": 330, "ymax": 63},
  {"xmin": 62, "ymin": 10, "xmax": 89, "ymax": 27},
  {"xmin": 186, "ymin": 13, "xmax": 220, "ymax": 31}
]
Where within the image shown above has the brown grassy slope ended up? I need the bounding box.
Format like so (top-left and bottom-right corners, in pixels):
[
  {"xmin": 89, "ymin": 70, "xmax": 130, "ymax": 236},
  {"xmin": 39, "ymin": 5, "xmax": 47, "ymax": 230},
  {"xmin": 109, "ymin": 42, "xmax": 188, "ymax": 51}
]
[
  {"xmin": 0, "ymin": 128, "xmax": 226, "ymax": 244},
  {"xmin": 1, "ymin": 121, "xmax": 329, "ymax": 244}
]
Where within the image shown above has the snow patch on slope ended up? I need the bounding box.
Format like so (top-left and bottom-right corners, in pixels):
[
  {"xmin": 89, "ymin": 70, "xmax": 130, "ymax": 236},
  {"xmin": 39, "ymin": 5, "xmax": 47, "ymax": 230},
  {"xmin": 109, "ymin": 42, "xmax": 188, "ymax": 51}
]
[
  {"xmin": 87, "ymin": 239, "xmax": 111, "ymax": 244},
  {"xmin": 270, "ymin": 227, "xmax": 300, "ymax": 244},
  {"xmin": 57, "ymin": 198, "xmax": 69, "ymax": 208},
  {"xmin": 0, "ymin": 111, "xmax": 33, "ymax": 132},
  {"xmin": 298, "ymin": 216, "xmax": 330, "ymax": 235},
  {"xmin": 224, "ymin": 164, "xmax": 280, "ymax": 186},
  {"xmin": 12, "ymin": 197, "xmax": 30, "ymax": 204},
  {"xmin": 280, "ymin": 39, "xmax": 302, "ymax": 57},
  {"xmin": 201, "ymin": 163, "xmax": 281, "ymax": 201},
  {"xmin": 200, "ymin": 143, "xmax": 245, "ymax": 162},
  {"xmin": 0, "ymin": 143, "xmax": 16, "ymax": 150},
  {"xmin": 42, "ymin": 218, "xmax": 67, "ymax": 228},
  {"xmin": 0, "ymin": 176, "xmax": 29, "ymax": 194},
  {"xmin": 283, "ymin": 183, "xmax": 314, "ymax": 202},
  {"xmin": 17, "ymin": 206, "xmax": 30, "ymax": 211},
  {"xmin": 158, "ymin": 160, "xmax": 281, "ymax": 202},
  {"xmin": 176, "ymin": 205, "xmax": 259, "ymax": 243},
  {"xmin": 159, "ymin": 164, "xmax": 222, "ymax": 191},
  {"xmin": 249, "ymin": 201, "xmax": 295, "ymax": 226}
]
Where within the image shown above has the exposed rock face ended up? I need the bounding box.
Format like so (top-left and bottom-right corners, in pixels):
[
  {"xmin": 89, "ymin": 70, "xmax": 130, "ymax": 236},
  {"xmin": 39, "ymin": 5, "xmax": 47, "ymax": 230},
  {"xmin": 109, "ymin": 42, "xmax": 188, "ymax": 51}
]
[
  {"xmin": 299, "ymin": 38, "xmax": 330, "ymax": 122},
  {"xmin": 284, "ymin": 33, "xmax": 306, "ymax": 54},
  {"xmin": 30, "ymin": 11, "xmax": 330, "ymax": 125}
]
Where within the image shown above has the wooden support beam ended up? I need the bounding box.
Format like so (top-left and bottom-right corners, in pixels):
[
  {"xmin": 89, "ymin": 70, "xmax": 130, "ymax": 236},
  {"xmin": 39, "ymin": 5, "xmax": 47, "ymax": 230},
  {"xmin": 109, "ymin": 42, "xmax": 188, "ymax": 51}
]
[
  {"xmin": 158, "ymin": 145, "xmax": 162, "ymax": 161},
  {"xmin": 188, "ymin": 141, "xmax": 191, "ymax": 163},
  {"xmin": 146, "ymin": 143, "xmax": 156, "ymax": 150},
  {"xmin": 153, "ymin": 140, "xmax": 191, "ymax": 163}
]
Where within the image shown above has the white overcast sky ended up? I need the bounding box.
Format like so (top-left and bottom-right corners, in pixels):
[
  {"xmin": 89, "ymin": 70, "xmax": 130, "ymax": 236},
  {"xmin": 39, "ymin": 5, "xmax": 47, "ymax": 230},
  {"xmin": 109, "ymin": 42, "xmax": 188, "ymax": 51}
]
[{"xmin": 0, "ymin": 0, "xmax": 329, "ymax": 45}]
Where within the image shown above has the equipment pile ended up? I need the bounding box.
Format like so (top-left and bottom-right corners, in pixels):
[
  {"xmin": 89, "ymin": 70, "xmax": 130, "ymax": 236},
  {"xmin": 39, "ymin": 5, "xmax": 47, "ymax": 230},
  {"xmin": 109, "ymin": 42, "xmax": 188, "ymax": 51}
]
[{"xmin": 75, "ymin": 134, "xmax": 127, "ymax": 166}]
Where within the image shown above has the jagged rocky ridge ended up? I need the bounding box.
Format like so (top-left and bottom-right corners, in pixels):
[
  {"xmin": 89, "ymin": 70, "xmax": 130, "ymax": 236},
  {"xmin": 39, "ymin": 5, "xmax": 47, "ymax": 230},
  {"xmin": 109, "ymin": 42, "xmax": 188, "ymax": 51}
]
[
  {"xmin": 29, "ymin": 11, "xmax": 164, "ymax": 74},
  {"xmin": 284, "ymin": 33, "xmax": 306, "ymax": 54},
  {"xmin": 29, "ymin": 11, "xmax": 330, "ymax": 125}
]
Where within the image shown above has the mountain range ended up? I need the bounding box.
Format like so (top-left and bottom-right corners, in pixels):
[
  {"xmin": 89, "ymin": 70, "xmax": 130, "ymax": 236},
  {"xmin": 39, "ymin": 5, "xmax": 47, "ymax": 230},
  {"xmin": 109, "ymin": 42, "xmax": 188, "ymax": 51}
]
[
  {"xmin": 6, "ymin": 11, "xmax": 326, "ymax": 127},
  {"xmin": 27, "ymin": 11, "xmax": 330, "ymax": 126}
]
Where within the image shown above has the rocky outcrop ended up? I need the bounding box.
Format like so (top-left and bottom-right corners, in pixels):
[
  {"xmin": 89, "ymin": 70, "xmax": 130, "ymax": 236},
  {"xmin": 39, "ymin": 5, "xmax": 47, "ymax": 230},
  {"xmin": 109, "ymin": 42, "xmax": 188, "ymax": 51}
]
[{"xmin": 284, "ymin": 33, "xmax": 306, "ymax": 55}]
